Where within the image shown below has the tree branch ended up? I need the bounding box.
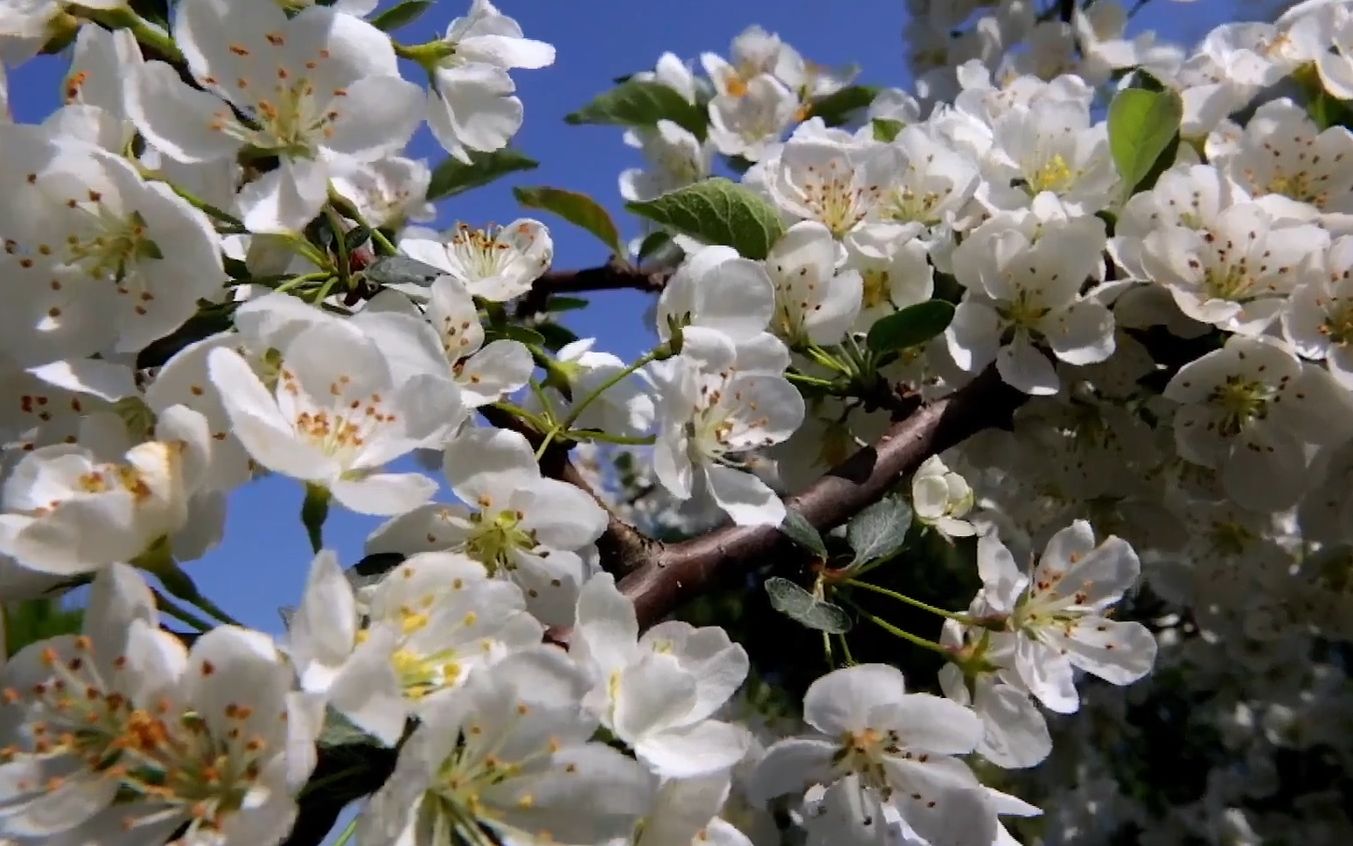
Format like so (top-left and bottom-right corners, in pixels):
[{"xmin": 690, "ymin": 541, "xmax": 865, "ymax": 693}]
[
  {"xmin": 615, "ymin": 367, "xmax": 1023, "ymax": 629},
  {"xmin": 516, "ymin": 257, "xmax": 670, "ymax": 317}
]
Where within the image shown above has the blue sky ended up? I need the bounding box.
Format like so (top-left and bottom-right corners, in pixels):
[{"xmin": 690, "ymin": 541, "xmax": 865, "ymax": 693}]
[{"xmin": 5, "ymin": 0, "xmax": 1237, "ymax": 632}]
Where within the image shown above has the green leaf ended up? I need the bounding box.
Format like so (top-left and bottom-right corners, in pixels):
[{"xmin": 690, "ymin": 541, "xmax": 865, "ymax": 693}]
[
  {"xmin": 626, "ymin": 178, "xmax": 786, "ymax": 260},
  {"xmin": 805, "ymin": 85, "xmax": 877, "ymax": 126},
  {"xmin": 865, "ymin": 300, "xmax": 955, "ymax": 353},
  {"xmin": 872, "ymin": 118, "xmax": 904, "ymax": 142},
  {"xmin": 486, "ymin": 324, "xmax": 546, "ymax": 347},
  {"xmin": 371, "ymin": 0, "xmax": 432, "ymax": 31},
  {"xmin": 318, "ymin": 707, "xmax": 383, "ymax": 749},
  {"xmin": 4, "ymin": 599, "xmax": 83, "ymax": 659},
  {"xmin": 565, "ymin": 79, "xmax": 706, "ymax": 138},
  {"xmin": 779, "ymin": 510, "xmax": 827, "ymax": 559},
  {"xmin": 426, "ymin": 148, "xmax": 539, "ymax": 201},
  {"xmin": 637, "ymin": 231, "xmax": 684, "ymax": 267},
  {"xmin": 1107, "ymin": 87, "xmax": 1183, "ymax": 195},
  {"xmin": 362, "ymin": 255, "xmax": 444, "ymax": 288},
  {"xmin": 765, "ymin": 577, "xmax": 852, "ymax": 634},
  {"xmin": 536, "ymin": 321, "xmax": 580, "ymax": 350},
  {"xmin": 846, "ymin": 496, "xmax": 912, "ymax": 566},
  {"xmin": 545, "ymin": 296, "xmax": 589, "ymax": 312},
  {"xmin": 513, "ymin": 186, "xmax": 624, "ymax": 256}
]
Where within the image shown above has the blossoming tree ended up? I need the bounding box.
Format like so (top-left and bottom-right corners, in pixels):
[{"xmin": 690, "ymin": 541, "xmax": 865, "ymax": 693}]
[{"xmin": 2, "ymin": 0, "xmax": 1351, "ymax": 844}]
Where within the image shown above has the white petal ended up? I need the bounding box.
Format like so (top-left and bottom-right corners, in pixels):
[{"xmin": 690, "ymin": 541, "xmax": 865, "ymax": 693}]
[
  {"xmin": 705, "ymin": 464, "xmax": 785, "ymax": 526},
  {"xmin": 635, "ymin": 719, "xmax": 750, "ymax": 779},
  {"xmin": 803, "ymin": 663, "xmax": 907, "ymax": 735},
  {"xmin": 1015, "ymin": 635, "xmax": 1078, "ymax": 715},
  {"xmin": 996, "ymin": 335, "xmax": 1060, "ymax": 396},
  {"xmin": 330, "ymin": 472, "xmax": 437, "ymax": 515}
]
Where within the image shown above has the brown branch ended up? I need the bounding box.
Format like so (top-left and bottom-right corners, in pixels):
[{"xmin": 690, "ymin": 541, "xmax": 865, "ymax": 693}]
[
  {"xmin": 615, "ymin": 367, "xmax": 1023, "ymax": 629},
  {"xmin": 516, "ymin": 257, "xmax": 670, "ymax": 318}
]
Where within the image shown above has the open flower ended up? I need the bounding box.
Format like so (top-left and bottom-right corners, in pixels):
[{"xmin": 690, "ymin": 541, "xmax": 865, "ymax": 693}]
[
  {"xmin": 207, "ymin": 320, "xmax": 462, "ymax": 515},
  {"xmin": 367, "ymin": 426, "xmax": 607, "ymax": 624},
  {"xmin": 127, "ymin": 0, "xmax": 422, "ymax": 232},
  {"xmin": 975, "ymin": 522, "xmax": 1156, "ymax": 715},
  {"xmin": 754, "ymin": 663, "xmax": 999, "ymax": 846},
  {"xmin": 399, "ymin": 220, "xmax": 553, "ymax": 301}
]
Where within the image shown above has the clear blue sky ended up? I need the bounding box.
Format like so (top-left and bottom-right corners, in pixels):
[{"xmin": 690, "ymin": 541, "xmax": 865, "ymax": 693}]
[{"xmin": 5, "ymin": 0, "xmax": 1237, "ymax": 632}]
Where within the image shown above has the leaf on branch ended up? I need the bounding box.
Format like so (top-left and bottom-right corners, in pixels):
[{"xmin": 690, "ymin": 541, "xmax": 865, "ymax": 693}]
[
  {"xmin": 871, "ymin": 118, "xmax": 904, "ymax": 142},
  {"xmin": 804, "ymin": 84, "xmax": 877, "ymax": 126},
  {"xmin": 545, "ymin": 296, "xmax": 590, "ymax": 312},
  {"xmin": 513, "ymin": 186, "xmax": 625, "ymax": 256},
  {"xmin": 3, "ymin": 599, "xmax": 83, "ymax": 659},
  {"xmin": 765, "ymin": 577, "xmax": 852, "ymax": 633},
  {"xmin": 626, "ymin": 178, "xmax": 786, "ymax": 261},
  {"xmin": 565, "ymin": 79, "xmax": 707, "ymax": 138},
  {"xmin": 486, "ymin": 324, "xmax": 547, "ymax": 347},
  {"xmin": 371, "ymin": 0, "xmax": 432, "ymax": 31},
  {"xmin": 1107, "ymin": 86, "xmax": 1182, "ymax": 196},
  {"xmin": 362, "ymin": 255, "xmax": 445, "ymax": 288},
  {"xmin": 846, "ymin": 495, "xmax": 912, "ymax": 566},
  {"xmin": 317, "ymin": 706, "xmax": 383, "ymax": 749},
  {"xmin": 779, "ymin": 510, "xmax": 828, "ymax": 558},
  {"xmin": 426, "ymin": 148, "xmax": 539, "ymax": 201},
  {"xmin": 865, "ymin": 300, "xmax": 955, "ymax": 353}
]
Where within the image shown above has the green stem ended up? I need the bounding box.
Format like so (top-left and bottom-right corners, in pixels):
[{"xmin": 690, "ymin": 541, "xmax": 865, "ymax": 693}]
[
  {"xmin": 271, "ymin": 271, "xmax": 333, "ymax": 295},
  {"xmin": 77, "ymin": 5, "xmax": 184, "ymax": 63},
  {"xmin": 329, "ymin": 191, "xmax": 398, "ymax": 256},
  {"xmin": 324, "ymin": 206, "xmax": 353, "ymax": 290},
  {"xmin": 489, "ymin": 401, "xmax": 550, "ymax": 433},
  {"xmin": 843, "ymin": 598, "xmax": 952, "ymax": 657},
  {"xmin": 156, "ymin": 562, "xmax": 242, "ymax": 627},
  {"xmin": 333, "ymin": 819, "xmax": 358, "ymax": 846},
  {"xmin": 394, "ymin": 38, "xmax": 456, "ymax": 67},
  {"xmin": 150, "ymin": 588, "xmax": 214, "ymax": 632},
  {"xmin": 838, "ymin": 632, "xmax": 857, "ymax": 666},
  {"xmin": 785, "ymin": 370, "xmax": 843, "ymax": 390},
  {"xmin": 302, "ymin": 484, "xmax": 331, "ymax": 554},
  {"xmin": 804, "ymin": 344, "xmax": 855, "ymax": 378},
  {"xmin": 845, "ymin": 579, "xmax": 978, "ymax": 625},
  {"xmin": 537, "ymin": 346, "xmax": 665, "ymax": 459},
  {"xmin": 310, "ymin": 274, "xmax": 342, "ymax": 304}
]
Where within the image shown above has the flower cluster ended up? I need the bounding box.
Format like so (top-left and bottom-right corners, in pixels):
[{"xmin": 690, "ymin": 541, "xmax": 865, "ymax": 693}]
[{"xmin": 1, "ymin": 0, "xmax": 1352, "ymax": 844}]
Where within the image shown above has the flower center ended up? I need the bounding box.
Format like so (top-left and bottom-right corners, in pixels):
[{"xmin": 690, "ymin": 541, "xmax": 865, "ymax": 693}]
[
  {"xmin": 1209, "ymin": 376, "xmax": 1271, "ymax": 437},
  {"xmin": 448, "ymin": 223, "xmax": 519, "ymax": 279},
  {"xmin": 861, "ymin": 268, "xmax": 891, "ymax": 309},
  {"xmin": 798, "ymin": 161, "xmax": 879, "ymax": 236},
  {"xmin": 1320, "ymin": 299, "xmax": 1353, "ymax": 346},
  {"xmin": 465, "ymin": 509, "xmax": 537, "ymax": 572},
  {"xmin": 1027, "ymin": 153, "xmax": 1076, "ymax": 195}
]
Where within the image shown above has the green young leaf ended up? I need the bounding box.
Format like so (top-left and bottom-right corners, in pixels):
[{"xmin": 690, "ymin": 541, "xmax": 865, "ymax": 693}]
[
  {"xmin": 779, "ymin": 510, "xmax": 828, "ymax": 558},
  {"xmin": 486, "ymin": 324, "xmax": 547, "ymax": 347},
  {"xmin": 362, "ymin": 255, "xmax": 445, "ymax": 288},
  {"xmin": 846, "ymin": 496, "xmax": 913, "ymax": 566},
  {"xmin": 536, "ymin": 321, "xmax": 581, "ymax": 350},
  {"xmin": 545, "ymin": 296, "xmax": 590, "ymax": 312},
  {"xmin": 318, "ymin": 706, "xmax": 383, "ymax": 749},
  {"xmin": 426, "ymin": 148, "xmax": 539, "ymax": 201},
  {"xmin": 3, "ymin": 599, "xmax": 84, "ymax": 659},
  {"xmin": 764, "ymin": 577, "xmax": 852, "ymax": 634},
  {"xmin": 1107, "ymin": 87, "xmax": 1183, "ymax": 195},
  {"xmin": 371, "ymin": 0, "xmax": 432, "ymax": 31},
  {"xmin": 805, "ymin": 85, "xmax": 877, "ymax": 126},
  {"xmin": 871, "ymin": 118, "xmax": 904, "ymax": 142},
  {"xmin": 865, "ymin": 300, "xmax": 955, "ymax": 353},
  {"xmin": 513, "ymin": 186, "xmax": 625, "ymax": 256},
  {"xmin": 626, "ymin": 178, "xmax": 786, "ymax": 260},
  {"xmin": 565, "ymin": 79, "xmax": 707, "ymax": 138}
]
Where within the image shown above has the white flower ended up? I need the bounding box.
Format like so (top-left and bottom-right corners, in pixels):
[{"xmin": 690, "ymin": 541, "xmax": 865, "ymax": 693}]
[
  {"xmin": 0, "ymin": 125, "xmax": 223, "ymax": 366},
  {"xmin": 207, "ymin": 319, "xmax": 462, "ymax": 515},
  {"xmin": 545, "ymin": 338, "xmax": 657, "ymax": 437},
  {"xmin": 288, "ymin": 549, "xmax": 542, "ymax": 744},
  {"xmin": 948, "ymin": 208, "xmax": 1113, "ymax": 395},
  {"xmin": 975, "ymin": 522, "xmax": 1157, "ymax": 715},
  {"xmin": 1163, "ymin": 335, "xmax": 1353, "ymax": 511},
  {"xmin": 621, "ymin": 120, "xmax": 714, "ymax": 203},
  {"xmin": 328, "ymin": 156, "xmax": 435, "ymax": 229},
  {"xmin": 912, "ymin": 455, "xmax": 976, "ymax": 538},
  {"xmin": 753, "ymin": 663, "xmax": 999, "ymax": 846},
  {"xmin": 399, "ymin": 219, "xmax": 553, "ymax": 301},
  {"xmin": 879, "ymin": 124, "xmax": 982, "ymax": 233},
  {"xmin": 127, "ymin": 0, "xmax": 423, "ymax": 232},
  {"xmin": 1285, "ymin": 235, "xmax": 1353, "ymax": 388},
  {"xmin": 572, "ymin": 574, "xmax": 751, "ymax": 779},
  {"xmin": 0, "ymin": 407, "xmax": 212, "ymax": 575},
  {"xmin": 423, "ymin": 0, "xmax": 554, "ymax": 162},
  {"xmin": 656, "ymin": 245, "xmax": 777, "ymax": 350},
  {"xmin": 366, "ymin": 426, "xmax": 607, "ymax": 624},
  {"xmin": 983, "ymin": 96, "xmax": 1118, "ymax": 214},
  {"xmin": 766, "ymin": 221, "xmax": 863, "ymax": 346},
  {"xmin": 843, "ymin": 222, "xmax": 934, "ymax": 331},
  {"xmin": 707, "ymin": 74, "xmax": 798, "ymax": 163},
  {"xmin": 357, "ymin": 647, "xmax": 652, "ymax": 846},
  {"xmin": 651, "ymin": 339, "xmax": 804, "ymax": 527},
  {"xmin": 766, "ymin": 126, "xmax": 900, "ymax": 237},
  {"xmin": 0, "ymin": 565, "xmax": 320, "ymax": 844}
]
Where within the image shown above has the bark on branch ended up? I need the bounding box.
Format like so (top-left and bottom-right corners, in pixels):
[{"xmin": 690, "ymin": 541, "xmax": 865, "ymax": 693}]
[{"xmin": 616, "ymin": 367, "xmax": 1023, "ymax": 628}]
